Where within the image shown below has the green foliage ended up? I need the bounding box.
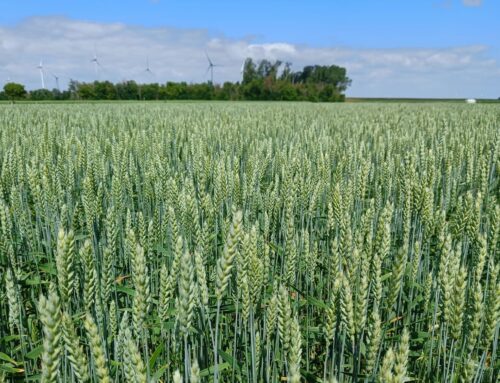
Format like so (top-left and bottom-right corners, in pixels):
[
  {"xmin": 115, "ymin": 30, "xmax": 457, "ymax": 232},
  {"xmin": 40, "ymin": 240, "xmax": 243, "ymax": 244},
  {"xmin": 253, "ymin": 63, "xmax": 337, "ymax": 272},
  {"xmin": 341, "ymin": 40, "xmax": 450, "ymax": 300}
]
[
  {"xmin": 9, "ymin": 58, "xmax": 350, "ymax": 102},
  {"xmin": 3, "ymin": 82, "xmax": 26, "ymax": 100},
  {"xmin": 29, "ymin": 89, "xmax": 55, "ymax": 101}
]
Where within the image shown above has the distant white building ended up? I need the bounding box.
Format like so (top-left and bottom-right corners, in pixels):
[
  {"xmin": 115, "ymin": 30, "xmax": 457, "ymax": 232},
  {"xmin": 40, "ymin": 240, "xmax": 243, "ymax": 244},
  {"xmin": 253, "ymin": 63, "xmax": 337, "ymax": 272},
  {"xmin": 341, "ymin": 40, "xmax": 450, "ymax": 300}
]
[{"xmin": 466, "ymin": 98, "xmax": 477, "ymax": 104}]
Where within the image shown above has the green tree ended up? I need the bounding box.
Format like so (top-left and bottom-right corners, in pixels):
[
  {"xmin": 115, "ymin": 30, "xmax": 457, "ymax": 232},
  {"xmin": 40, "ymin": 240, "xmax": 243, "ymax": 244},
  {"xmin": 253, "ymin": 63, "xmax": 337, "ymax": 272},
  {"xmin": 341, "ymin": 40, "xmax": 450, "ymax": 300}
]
[
  {"xmin": 276, "ymin": 80, "xmax": 298, "ymax": 100},
  {"xmin": 242, "ymin": 79, "xmax": 264, "ymax": 100},
  {"xmin": 140, "ymin": 83, "xmax": 160, "ymax": 100},
  {"xmin": 189, "ymin": 83, "xmax": 213, "ymax": 100},
  {"xmin": 77, "ymin": 83, "xmax": 96, "ymax": 100},
  {"xmin": 94, "ymin": 81, "xmax": 117, "ymax": 100},
  {"xmin": 242, "ymin": 58, "xmax": 258, "ymax": 85},
  {"xmin": 116, "ymin": 80, "xmax": 139, "ymax": 100},
  {"xmin": 280, "ymin": 62, "xmax": 293, "ymax": 82},
  {"xmin": 3, "ymin": 82, "xmax": 27, "ymax": 101},
  {"xmin": 216, "ymin": 82, "xmax": 239, "ymax": 100},
  {"xmin": 240, "ymin": 58, "xmax": 350, "ymax": 102},
  {"xmin": 30, "ymin": 89, "xmax": 54, "ymax": 101},
  {"xmin": 68, "ymin": 79, "xmax": 80, "ymax": 99},
  {"xmin": 161, "ymin": 82, "xmax": 189, "ymax": 100}
]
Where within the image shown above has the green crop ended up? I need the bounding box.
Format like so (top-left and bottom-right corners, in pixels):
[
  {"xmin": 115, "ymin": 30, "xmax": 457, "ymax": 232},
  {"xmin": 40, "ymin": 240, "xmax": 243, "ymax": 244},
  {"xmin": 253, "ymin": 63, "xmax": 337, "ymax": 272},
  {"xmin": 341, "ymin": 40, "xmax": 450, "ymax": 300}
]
[{"xmin": 0, "ymin": 102, "xmax": 498, "ymax": 382}]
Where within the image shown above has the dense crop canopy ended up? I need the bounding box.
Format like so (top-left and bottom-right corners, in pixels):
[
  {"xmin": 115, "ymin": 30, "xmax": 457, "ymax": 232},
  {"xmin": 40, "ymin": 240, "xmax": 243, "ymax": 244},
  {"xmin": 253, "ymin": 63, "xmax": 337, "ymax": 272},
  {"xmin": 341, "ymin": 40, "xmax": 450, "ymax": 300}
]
[{"xmin": 0, "ymin": 102, "xmax": 498, "ymax": 382}]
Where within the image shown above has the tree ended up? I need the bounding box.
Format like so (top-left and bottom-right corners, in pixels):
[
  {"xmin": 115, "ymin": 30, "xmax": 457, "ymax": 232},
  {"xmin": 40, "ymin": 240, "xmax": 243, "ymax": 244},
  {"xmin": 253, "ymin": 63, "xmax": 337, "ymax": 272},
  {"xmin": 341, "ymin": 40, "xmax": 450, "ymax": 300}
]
[
  {"xmin": 3, "ymin": 82, "xmax": 26, "ymax": 101},
  {"xmin": 268, "ymin": 60, "xmax": 282, "ymax": 81},
  {"xmin": 216, "ymin": 82, "xmax": 239, "ymax": 100},
  {"xmin": 68, "ymin": 79, "xmax": 80, "ymax": 99},
  {"xmin": 6, "ymin": 59, "xmax": 350, "ymax": 103},
  {"xmin": 94, "ymin": 81, "xmax": 117, "ymax": 100},
  {"xmin": 242, "ymin": 79, "xmax": 264, "ymax": 100},
  {"xmin": 51, "ymin": 89, "xmax": 71, "ymax": 100},
  {"xmin": 161, "ymin": 82, "xmax": 189, "ymax": 100},
  {"xmin": 189, "ymin": 83, "xmax": 213, "ymax": 100},
  {"xmin": 140, "ymin": 83, "xmax": 160, "ymax": 100},
  {"xmin": 116, "ymin": 81, "xmax": 139, "ymax": 100},
  {"xmin": 30, "ymin": 89, "xmax": 54, "ymax": 101},
  {"xmin": 291, "ymin": 64, "xmax": 351, "ymax": 90},
  {"xmin": 242, "ymin": 58, "xmax": 257, "ymax": 85},
  {"xmin": 276, "ymin": 80, "xmax": 298, "ymax": 101},
  {"xmin": 77, "ymin": 83, "xmax": 96, "ymax": 100},
  {"xmin": 280, "ymin": 62, "xmax": 293, "ymax": 82}
]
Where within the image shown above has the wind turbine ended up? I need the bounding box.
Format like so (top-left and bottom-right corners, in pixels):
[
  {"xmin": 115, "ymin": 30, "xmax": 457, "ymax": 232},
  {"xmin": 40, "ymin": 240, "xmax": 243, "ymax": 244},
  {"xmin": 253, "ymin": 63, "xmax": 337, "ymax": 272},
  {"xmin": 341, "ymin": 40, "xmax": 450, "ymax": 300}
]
[
  {"xmin": 90, "ymin": 46, "xmax": 102, "ymax": 78},
  {"xmin": 37, "ymin": 59, "xmax": 45, "ymax": 89},
  {"xmin": 145, "ymin": 57, "xmax": 153, "ymax": 75},
  {"xmin": 51, "ymin": 73, "xmax": 60, "ymax": 91},
  {"xmin": 205, "ymin": 52, "xmax": 221, "ymax": 84}
]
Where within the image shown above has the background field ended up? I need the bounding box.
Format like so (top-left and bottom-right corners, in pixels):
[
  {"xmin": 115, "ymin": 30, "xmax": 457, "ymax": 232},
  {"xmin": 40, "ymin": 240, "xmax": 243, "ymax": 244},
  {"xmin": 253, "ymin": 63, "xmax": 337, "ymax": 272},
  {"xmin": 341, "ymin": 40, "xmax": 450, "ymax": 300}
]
[
  {"xmin": 0, "ymin": 102, "xmax": 498, "ymax": 382},
  {"xmin": 2, "ymin": 98, "xmax": 500, "ymax": 105},
  {"xmin": 346, "ymin": 98, "xmax": 500, "ymax": 104}
]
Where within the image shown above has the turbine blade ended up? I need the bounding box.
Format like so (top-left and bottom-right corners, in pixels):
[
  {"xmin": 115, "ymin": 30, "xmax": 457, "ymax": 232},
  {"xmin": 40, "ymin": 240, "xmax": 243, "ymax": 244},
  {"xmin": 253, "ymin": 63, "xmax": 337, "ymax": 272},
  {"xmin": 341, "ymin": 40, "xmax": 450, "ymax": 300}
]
[{"xmin": 205, "ymin": 52, "xmax": 213, "ymax": 66}]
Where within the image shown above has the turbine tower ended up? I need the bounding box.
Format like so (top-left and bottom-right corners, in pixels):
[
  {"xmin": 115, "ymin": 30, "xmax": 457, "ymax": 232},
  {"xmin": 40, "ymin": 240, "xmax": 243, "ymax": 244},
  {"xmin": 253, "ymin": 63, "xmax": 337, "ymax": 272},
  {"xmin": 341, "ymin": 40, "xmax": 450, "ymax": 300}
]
[
  {"xmin": 52, "ymin": 73, "xmax": 60, "ymax": 91},
  {"xmin": 205, "ymin": 52, "xmax": 220, "ymax": 84},
  {"xmin": 37, "ymin": 60, "xmax": 45, "ymax": 89}
]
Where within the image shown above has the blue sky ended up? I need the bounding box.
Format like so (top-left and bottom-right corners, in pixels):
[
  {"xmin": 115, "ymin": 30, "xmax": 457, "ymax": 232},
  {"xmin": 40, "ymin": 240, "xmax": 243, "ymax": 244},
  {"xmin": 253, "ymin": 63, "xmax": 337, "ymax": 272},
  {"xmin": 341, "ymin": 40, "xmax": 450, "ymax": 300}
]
[{"xmin": 0, "ymin": 0, "xmax": 499, "ymax": 97}]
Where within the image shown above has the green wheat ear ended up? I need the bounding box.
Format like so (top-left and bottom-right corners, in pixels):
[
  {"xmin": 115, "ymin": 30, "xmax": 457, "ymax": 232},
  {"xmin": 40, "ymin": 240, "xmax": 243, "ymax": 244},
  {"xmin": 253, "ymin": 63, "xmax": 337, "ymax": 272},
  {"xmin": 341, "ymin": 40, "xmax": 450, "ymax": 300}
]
[
  {"xmin": 38, "ymin": 287, "xmax": 62, "ymax": 383},
  {"xmin": 5, "ymin": 268, "xmax": 21, "ymax": 333},
  {"xmin": 380, "ymin": 347, "xmax": 395, "ymax": 383},
  {"xmin": 173, "ymin": 369, "xmax": 183, "ymax": 383},
  {"xmin": 122, "ymin": 327, "xmax": 147, "ymax": 383},
  {"xmin": 288, "ymin": 316, "xmax": 302, "ymax": 383},
  {"xmin": 131, "ymin": 243, "xmax": 150, "ymax": 335},
  {"xmin": 216, "ymin": 210, "xmax": 243, "ymax": 300},
  {"xmin": 61, "ymin": 312, "xmax": 90, "ymax": 383},
  {"xmin": 365, "ymin": 306, "xmax": 381, "ymax": 375},
  {"xmin": 393, "ymin": 329, "xmax": 410, "ymax": 383},
  {"xmin": 190, "ymin": 358, "xmax": 200, "ymax": 383},
  {"xmin": 84, "ymin": 314, "xmax": 111, "ymax": 383}
]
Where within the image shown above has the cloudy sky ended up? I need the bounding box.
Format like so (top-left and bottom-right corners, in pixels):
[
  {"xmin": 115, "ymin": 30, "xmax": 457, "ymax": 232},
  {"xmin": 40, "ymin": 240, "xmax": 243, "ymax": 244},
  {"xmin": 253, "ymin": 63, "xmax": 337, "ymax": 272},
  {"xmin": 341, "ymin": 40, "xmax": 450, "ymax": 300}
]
[{"xmin": 0, "ymin": 0, "xmax": 499, "ymax": 98}]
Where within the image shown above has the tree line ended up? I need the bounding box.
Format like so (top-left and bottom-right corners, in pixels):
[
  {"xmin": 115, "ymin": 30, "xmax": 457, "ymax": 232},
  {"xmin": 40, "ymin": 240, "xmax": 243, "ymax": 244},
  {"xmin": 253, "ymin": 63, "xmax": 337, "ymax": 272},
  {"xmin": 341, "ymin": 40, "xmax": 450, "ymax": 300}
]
[{"xmin": 1, "ymin": 58, "xmax": 350, "ymax": 102}]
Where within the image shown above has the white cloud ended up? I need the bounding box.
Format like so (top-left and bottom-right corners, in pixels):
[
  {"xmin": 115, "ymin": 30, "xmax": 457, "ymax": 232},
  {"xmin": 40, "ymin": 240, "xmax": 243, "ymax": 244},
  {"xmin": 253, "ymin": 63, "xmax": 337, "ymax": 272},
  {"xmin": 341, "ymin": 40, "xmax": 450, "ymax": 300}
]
[
  {"xmin": 0, "ymin": 16, "xmax": 499, "ymax": 98},
  {"xmin": 463, "ymin": 0, "xmax": 482, "ymax": 7}
]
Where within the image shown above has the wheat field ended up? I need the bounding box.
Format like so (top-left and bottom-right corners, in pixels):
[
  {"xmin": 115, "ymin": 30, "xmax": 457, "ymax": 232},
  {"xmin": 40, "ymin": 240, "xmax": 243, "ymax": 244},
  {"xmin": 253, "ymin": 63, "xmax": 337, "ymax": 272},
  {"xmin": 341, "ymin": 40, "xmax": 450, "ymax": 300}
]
[{"xmin": 0, "ymin": 102, "xmax": 498, "ymax": 382}]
